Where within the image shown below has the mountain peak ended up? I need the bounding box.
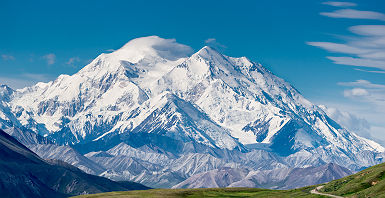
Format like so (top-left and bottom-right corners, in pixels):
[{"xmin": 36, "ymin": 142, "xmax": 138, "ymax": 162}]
[
  {"xmin": 0, "ymin": 84, "xmax": 14, "ymax": 101},
  {"xmin": 195, "ymin": 46, "xmax": 221, "ymax": 57},
  {"xmin": 196, "ymin": 46, "xmax": 255, "ymax": 71},
  {"xmin": 0, "ymin": 84, "xmax": 13, "ymax": 92}
]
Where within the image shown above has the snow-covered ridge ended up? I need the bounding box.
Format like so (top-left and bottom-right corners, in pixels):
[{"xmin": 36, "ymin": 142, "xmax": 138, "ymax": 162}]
[{"xmin": 0, "ymin": 36, "xmax": 383, "ymax": 173}]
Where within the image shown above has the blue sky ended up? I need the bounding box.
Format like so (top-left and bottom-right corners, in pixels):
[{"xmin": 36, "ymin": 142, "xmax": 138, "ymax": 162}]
[{"xmin": 1, "ymin": 0, "xmax": 385, "ymax": 144}]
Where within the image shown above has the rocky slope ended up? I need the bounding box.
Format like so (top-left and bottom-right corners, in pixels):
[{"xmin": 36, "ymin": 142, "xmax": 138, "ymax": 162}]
[
  {"xmin": 0, "ymin": 129, "xmax": 149, "ymax": 198},
  {"xmin": 172, "ymin": 163, "xmax": 352, "ymax": 189}
]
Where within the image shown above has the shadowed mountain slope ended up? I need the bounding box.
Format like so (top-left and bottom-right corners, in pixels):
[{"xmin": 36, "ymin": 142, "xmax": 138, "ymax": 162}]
[{"xmin": 0, "ymin": 129, "xmax": 149, "ymax": 198}]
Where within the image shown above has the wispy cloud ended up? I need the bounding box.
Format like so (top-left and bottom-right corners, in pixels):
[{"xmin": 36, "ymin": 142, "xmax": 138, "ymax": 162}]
[
  {"xmin": 307, "ymin": 25, "xmax": 385, "ymax": 71},
  {"xmin": 312, "ymin": 4, "xmax": 385, "ymax": 145},
  {"xmin": 322, "ymin": 1, "xmax": 357, "ymax": 7},
  {"xmin": 327, "ymin": 57, "xmax": 385, "ymax": 70},
  {"xmin": 350, "ymin": 25, "xmax": 385, "ymax": 35},
  {"xmin": 338, "ymin": 79, "xmax": 385, "ymax": 88},
  {"xmin": 307, "ymin": 42, "xmax": 369, "ymax": 54},
  {"xmin": 205, "ymin": 38, "xmax": 227, "ymax": 51},
  {"xmin": 321, "ymin": 9, "xmax": 385, "ymax": 21},
  {"xmin": 310, "ymin": 3, "xmax": 385, "ymax": 72},
  {"xmin": 42, "ymin": 53, "xmax": 56, "ymax": 65},
  {"xmin": 66, "ymin": 57, "xmax": 80, "ymax": 66},
  {"xmin": 205, "ymin": 38, "xmax": 216, "ymax": 44},
  {"xmin": 1, "ymin": 54, "xmax": 15, "ymax": 61},
  {"xmin": 0, "ymin": 73, "xmax": 55, "ymax": 89},
  {"xmin": 354, "ymin": 68, "xmax": 385, "ymax": 74}
]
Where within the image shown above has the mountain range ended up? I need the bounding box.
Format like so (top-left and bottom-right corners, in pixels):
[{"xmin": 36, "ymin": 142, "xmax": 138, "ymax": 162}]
[
  {"xmin": 0, "ymin": 36, "xmax": 384, "ymax": 189},
  {"xmin": 70, "ymin": 160, "xmax": 385, "ymax": 198},
  {"xmin": 0, "ymin": 129, "xmax": 148, "ymax": 198}
]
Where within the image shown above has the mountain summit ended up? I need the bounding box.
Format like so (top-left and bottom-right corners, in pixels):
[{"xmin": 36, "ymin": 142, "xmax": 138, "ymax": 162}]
[{"xmin": 0, "ymin": 36, "xmax": 384, "ymax": 188}]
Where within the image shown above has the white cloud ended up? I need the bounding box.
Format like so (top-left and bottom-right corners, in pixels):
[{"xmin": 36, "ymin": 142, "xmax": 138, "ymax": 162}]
[
  {"xmin": 339, "ymin": 80, "xmax": 385, "ymax": 109},
  {"xmin": 151, "ymin": 38, "xmax": 193, "ymax": 60},
  {"xmin": 0, "ymin": 73, "xmax": 55, "ymax": 89},
  {"xmin": 0, "ymin": 77, "xmax": 35, "ymax": 89},
  {"xmin": 350, "ymin": 25, "xmax": 385, "ymax": 36},
  {"xmin": 1, "ymin": 54, "xmax": 15, "ymax": 61},
  {"xmin": 354, "ymin": 68, "xmax": 385, "ymax": 74},
  {"xmin": 42, "ymin": 53, "xmax": 56, "ymax": 65},
  {"xmin": 360, "ymin": 51, "xmax": 385, "ymax": 59},
  {"xmin": 319, "ymin": 105, "xmax": 372, "ymax": 139},
  {"xmin": 120, "ymin": 36, "xmax": 194, "ymax": 61},
  {"xmin": 344, "ymin": 88, "xmax": 369, "ymax": 97},
  {"xmin": 66, "ymin": 57, "xmax": 80, "ymax": 66},
  {"xmin": 334, "ymin": 80, "xmax": 385, "ymax": 145},
  {"xmin": 321, "ymin": 9, "xmax": 385, "ymax": 21},
  {"xmin": 322, "ymin": 2, "xmax": 357, "ymax": 7},
  {"xmin": 319, "ymin": 100, "xmax": 385, "ymax": 146},
  {"xmin": 326, "ymin": 57, "xmax": 385, "ymax": 70}
]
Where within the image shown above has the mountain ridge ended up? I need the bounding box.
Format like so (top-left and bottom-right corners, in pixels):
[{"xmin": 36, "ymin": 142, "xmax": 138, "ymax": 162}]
[{"xmin": 0, "ymin": 129, "xmax": 149, "ymax": 198}]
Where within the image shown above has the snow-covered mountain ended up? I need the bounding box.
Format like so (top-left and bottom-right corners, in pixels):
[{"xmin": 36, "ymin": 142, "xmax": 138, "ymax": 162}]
[{"xmin": 0, "ymin": 36, "xmax": 384, "ymax": 188}]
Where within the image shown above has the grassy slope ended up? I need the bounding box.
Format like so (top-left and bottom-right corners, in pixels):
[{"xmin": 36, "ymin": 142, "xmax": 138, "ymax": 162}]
[
  {"xmin": 73, "ymin": 186, "xmax": 324, "ymax": 198},
  {"xmin": 320, "ymin": 162, "xmax": 385, "ymax": 198},
  {"xmin": 74, "ymin": 162, "xmax": 385, "ymax": 198}
]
